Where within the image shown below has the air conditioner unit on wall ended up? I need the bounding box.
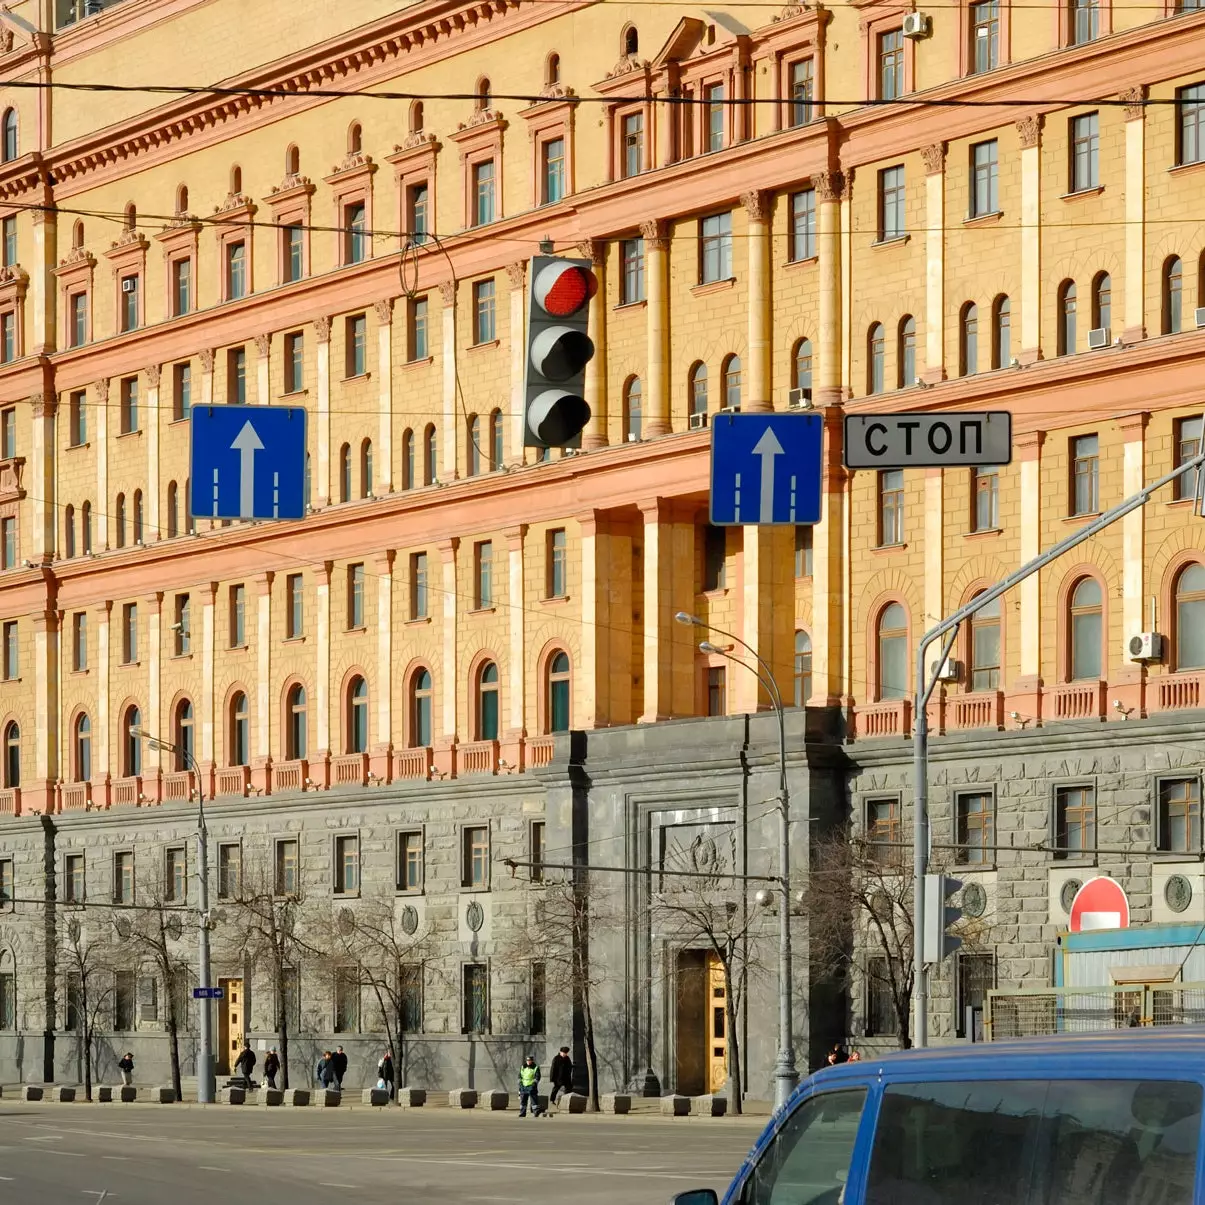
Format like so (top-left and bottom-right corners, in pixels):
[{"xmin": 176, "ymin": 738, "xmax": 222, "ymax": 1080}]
[
  {"xmin": 930, "ymin": 656, "xmax": 961, "ymax": 683},
  {"xmin": 1195, "ymin": 307, "xmax": 1205, "ymax": 329},
  {"xmin": 1128, "ymin": 632, "xmax": 1164, "ymax": 663},
  {"xmin": 787, "ymin": 387, "xmax": 813, "ymax": 410},
  {"xmin": 902, "ymin": 11, "xmax": 930, "ymax": 37},
  {"xmin": 689, "ymin": 411, "xmax": 708, "ymax": 430},
  {"xmin": 1088, "ymin": 327, "xmax": 1111, "ymax": 350},
  {"xmin": 121, "ymin": 277, "xmax": 137, "ymax": 294}
]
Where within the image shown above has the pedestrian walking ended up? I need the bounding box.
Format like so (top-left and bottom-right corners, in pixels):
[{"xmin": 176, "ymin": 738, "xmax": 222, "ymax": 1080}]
[
  {"xmin": 316, "ymin": 1051, "xmax": 330, "ymax": 1087},
  {"xmin": 549, "ymin": 1045, "xmax": 573, "ymax": 1107},
  {"xmin": 517, "ymin": 1054, "xmax": 542, "ymax": 1118},
  {"xmin": 377, "ymin": 1049, "xmax": 395, "ymax": 1100},
  {"xmin": 263, "ymin": 1048, "xmax": 280, "ymax": 1090},
  {"xmin": 319, "ymin": 1051, "xmax": 338, "ymax": 1090},
  {"xmin": 332, "ymin": 1045, "xmax": 348, "ymax": 1091},
  {"xmin": 826, "ymin": 1043, "xmax": 849, "ymax": 1066},
  {"xmin": 235, "ymin": 1043, "xmax": 257, "ymax": 1088},
  {"xmin": 118, "ymin": 1052, "xmax": 134, "ymax": 1088}
]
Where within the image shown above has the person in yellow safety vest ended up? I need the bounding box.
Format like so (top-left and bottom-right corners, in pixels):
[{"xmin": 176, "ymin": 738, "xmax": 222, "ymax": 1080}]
[{"xmin": 518, "ymin": 1054, "xmax": 543, "ymax": 1118}]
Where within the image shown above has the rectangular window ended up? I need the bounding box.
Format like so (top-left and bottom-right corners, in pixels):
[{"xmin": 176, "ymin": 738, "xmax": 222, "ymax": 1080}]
[
  {"xmin": 114, "ymin": 970, "xmax": 136, "ymax": 1031},
  {"xmin": 462, "ymin": 964, "xmax": 488, "ymax": 1033},
  {"xmin": 1179, "ymin": 84, "xmax": 1205, "ymax": 166},
  {"xmin": 114, "ymin": 851, "xmax": 134, "ymax": 904},
  {"xmin": 173, "ymin": 363, "xmax": 191, "ymax": 421},
  {"xmin": 879, "ymin": 165, "xmax": 906, "ymax": 241},
  {"xmin": 699, "ymin": 212, "xmax": 733, "ymax": 284},
  {"xmin": 789, "ymin": 58, "xmax": 815, "ymax": 127},
  {"xmin": 0, "ymin": 857, "xmax": 12, "ymax": 909},
  {"xmin": 71, "ymin": 612, "xmax": 86, "ymax": 672},
  {"xmin": 1, "ymin": 216, "xmax": 14, "ymax": 267},
  {"xmin": 0, "ymin": 968, "xmax": 12, "ymax": 1029},
  {"xmin": 120, "ymin": 377, "xmax": 138, "ymax": 434},
  {"xmin": 334, "ymin": 966, "xmax": 360, "ymax": 1032},
  {"xmin": 473, "ymin": 160, "xmax": 496, "ymax": 227},
  {"xmin": 530, "ymin": 962, "xmax": 547, "ymax": 1035},
  {"xmin": 284, "ymin": 331, "xmax": 304, "ymax": 393},
  {"xmin": 970, "ymin": 140, "xmax": 999, "ymax": 217},
  {"xmin": 970, "ymin": 0, "xmax": 999, "ymax": 73},
  {"xmin": 218, "ymin": 843, "xmax": 241, "ymax": 900},
  {"xmin": 878, "ymin": 29, "xmax": 904, "ymax": 100},
  {"xmin": 410, "ymin": 552, "xmax": 428, "ymax": 619},
  {"xmin": 0, "ymin": 312, "xmax": 14, "ymax": 363},
  {"xmin": 409, "ymin": 296, "xmax": 429, "ymax": 360},
  {"xmin": 878, "ymin": 469, "xmax": 905, "ymax": 546},
  {"xmin": 227, "ymin": 347, "xmax": 246, "ymax": 405},
  {"xmin": 408, "ymin": 183, "xmax": 429, "ymax": 245},
  {"xmin": 704, "ymin": 82, "xmax": 725, "ymax": 152},
  {"xmin": 348, "ymin": 563, "xmax": 365, "ymax": 629},
  {"xmin": 973, "ymin": 465, "xmax": 1000, "ymax": 531},
  {"xmin": 275, "ymin": 838, "xmax": 299, "ymax": 895},
  {"xmin": 120, "ymin": 274, "xmax": 139, "ymax": 332},
  {"xmin": 1159, "ymin": 777, "xmax": 1202, "ymax": 853},
  {"xmin": 174, "ymin": 593, "xmax": 191, "ymax": 656},
  {"xmin": 703, "ymin": 524, "xmax": 727, "ymax": 591},
  {"xmin": 789, "ymin": 188, "xmax": 817, "ymax": 262},
  {"xmin": 0, "ymin": 408, "xmax": 12, "ymax": 461},
  {"xmin": 1071, "ymin": 433, "xmax": 1099, "ymax": 516},
  {"xmin": 229, "ymin": 584, "xmax": 246, "ymax": 647},
  {"xmin": 172, "ymin": 258, "xmax": 191, "ymax": 317},
  {"xmin": 398, "ymin": 830, "xmax": 424, "ymax": 891},
  {"xmin": 956, "ymin": 952, "xmax": 995, "ymax": 1039},
  {"xmin": 1071, "ymin": 112, "xmax": 1100, "ymax": 192},
  {"xmin": 401, "ymin": 965, "xmax": 423, "ymax": 1032},
  {"xmin": 346, "ymin": 314, "xmax": 366, "ymax": 378},
  {"xmin": 866, "ymin": 956, "xmax": 899, "ymax": 1036},
  {"xmin": 473, "ymin": 279, "xmax": 496, "ymax": 344},
  {"xmin": 474, "ymin": 540, "xmax": 493, "ymax": 609},
  {"xmin": 69, "ymin": 291, "xmax": 87, "ymax": 348},
  {"xmin": 707, "ymin": 665, "xmax": 726, "ymax": 716},
  {"xmin": 530, "ymin": 821, "xmax": 546, "ymax": 884},
  {"xmin": 957, "ymin": 791, "xmax": 995, "ymax": 864},
  {"xmin": 547, "ymin": 528, "xmax": 567, "ymax": 598},
  {"xmin": 1070, "ymin": 0, "xmax": 1099, "ymax": 44},
  {"xmin": 542, "ymin": 137, "xmax": 566, "ymax": 204},
  {"xmin": 65, "ymin": 853, "xmax": 85, "ymax": 903},
  {"xmin": 345, "ymin": 202, "xmax": 367, "ymax": 264},
  {"xmin": 1175, "ymin": 416, "xmax": 1203, "ymax": 501},
  {"xmin": 226, "ymin": 240, "xmax": 247, "ymax": 300},
  {"xmin": 463, "ymin": 825, "xmax": 490, "ymax": 889},
  {"xmin": 69, "ymin": 390, "xmax": 86, "ymax": 446},
  {"xmin": 121, "ymin": 602, "xmax": 137, "ymax": 664},
  {"xmin": 794, "ymin": 526, "xmax": 814, "ymax": 578},
  {"xmin": 622, "ymin": 112, "xmax": 644, "ymax": 178},
  {"xmin": 0, "ymin": 518, "xmax": 13, "ymax": 571},
  {"xmin": 2, "ymin": 620, "xmax": 16, "ymax": 680},
  {"xmin": 283, "ymin": 223, "xmax": 303, "ymax": 283},
  {"xmin": 334, "ymin": 835, "xmax": 360, "ymax": 895},
  {"xmin": 165, "ymin": 847, "xmax": 186, "ymax": 903},
  {"xmin": 620, "ymin": 237, "xmax": 645, "ymax": 304},
  {"xmin": 1055, "ymin": 784, "xmax": 1096, "ymax": 858},
  {"xmin": 285, "ymin": 573, "xmax": 303, "ymax": 639},
  {"xmin": 867, "ymin": 797, "xmax": 902, "ymax": 865}
]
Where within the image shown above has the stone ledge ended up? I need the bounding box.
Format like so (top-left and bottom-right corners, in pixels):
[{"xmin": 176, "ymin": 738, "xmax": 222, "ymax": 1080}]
[
  {"xmin": 601, "ymin": 1093, "xmax": 631, "ymax": 1115},
  {"xmin": 449, "ymin": 1088, "xmax": 478, "ymax": 1108},
  {"xmin": 660, "ymin": 1094, "xmax": 690, "ymax": 1117},
  {"xmin": 361, "ymin": 1087, "xmax": 389, "ymax": 1107},
  {"xmin": 483, "ymin": 1089, "xmax": 509, "ymax": 1110},
  {"xmin": 398, "ymin": 1087, "xmax": 426, "ymax": 1107},
  {"xmin": 692, "ymin": 1094, "xmax": 729, "ymax": 1117}
]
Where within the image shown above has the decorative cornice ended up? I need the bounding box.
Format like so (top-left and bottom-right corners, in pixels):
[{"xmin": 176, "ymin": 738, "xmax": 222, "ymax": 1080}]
[
  {"xmin": 639, "ymin": 219, "xmax": 668, "ymax": 251},
  {"xmin": 576, "ymin": 239, "xmax": 606, "ymax": 267},
  {"xmin": 199, "ymin": 348, "xmax": 215, "ymax": 373},
  {"xmin": 505, "ymin": 261, "xmax": 526, "ymax": 288},
  {"xmin": 57, "ymin": 246, "xmax": 95, "ymax": 269},
  {"xmin": 606, "ymin": 54, "xmax": 648, "ymax": 80},
  {"xmin": 95, "ymin": 379, "xmax": 109, "ymax": 404},
  {"xmin": 921, "ymin": 142, "xmax": 946, "ymax": 175},
  {"xmin": 328, "ymin": 151, "xmax": 376, "ymax": 178},
  {"xmin": 31, "ymin": 392, "xmax": 56, "ymax": 420},
  {"xmin": 772, "ymin": 1, "xmax": 813, "ymax": 21},
  {"xmin": 374, "ymin": 298, "xmax": 395, "ymax": 324},
  {"xmin": 456, "ymin": 108, "xmax": 506, "ymax": 133},
  {"xmin": 254, "ymin": 333, "xmax": 271, "ymax": 357},
  {"xmin": 438, "ymin": 279, "xmax": 457, "ymax": 305},
  {"xmin": 741, "ymin": 189, "xmax": 770, "ymax": 221},
  {"xmin": 213, "ymin": 192, "xmax": 257, "ymax": 219},
  {"xmin": 1121, "ymin": 84, "xmax": 1147, "ymax": 121},
  {"xmin": 813, "ymin": 169, "xmax": 844, "ymax": 203},
  {"xmin": 267, "ymin": 173, "xmax": 315, "ymax": 198},
  {"xmin": 392, "ymin": 131, "xmax": 441, "ymax": 155},
  {"xmin": 145, "ymin": 365, "xmax": 161, "ymax": 389},
  {"xmin": 109, "ymin": 227, "xmax": 148, "ymax": 251},
  {"xmin": 1015, "ymin": 113, "xmax": 1043, "ymax": 149},
  {"xmin": 313, "ymin": 316, "xmax": 332, "ymax": 343}
]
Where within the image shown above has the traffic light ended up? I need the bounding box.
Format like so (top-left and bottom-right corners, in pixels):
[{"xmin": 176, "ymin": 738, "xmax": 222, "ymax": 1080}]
[
  {"xmin": 922, "ymin": 872, "xmax": 963, "ymax": 964},
  {"xmin": 523, "ymin": 255, "xmax": 597, "ymax": 448}
]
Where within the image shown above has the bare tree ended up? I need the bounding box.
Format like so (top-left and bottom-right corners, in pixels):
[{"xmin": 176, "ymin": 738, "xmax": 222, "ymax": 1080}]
[{"xmin": 60, "ymin": 913, "xmax": 118, "ymax": 1101}]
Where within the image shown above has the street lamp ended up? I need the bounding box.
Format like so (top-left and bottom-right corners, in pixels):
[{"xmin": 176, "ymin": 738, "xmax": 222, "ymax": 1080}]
[
  {"xmin": 675, "ymin": 611, "xmax": 799, "ymax": 1110},
  {"xmin": 127, "ymin": 725, "xmax": 216, "ymax": 1104}
]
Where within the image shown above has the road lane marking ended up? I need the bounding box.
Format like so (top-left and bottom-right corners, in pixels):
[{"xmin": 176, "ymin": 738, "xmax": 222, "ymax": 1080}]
[
  {"xmin": 0, "ymin": 1175, "xmax": 13, "ymax": 1180},
  {"xmin": 198, "ymin": 1166, "xmax": 228, "ymax": 1172},
  {"xmin": 319, "ymin": 1184, "xmax": 358, "ymax": 1190},
  {"xmin": 23, "ymin": 1134, "xmax": 63, "ymax": 1141}
]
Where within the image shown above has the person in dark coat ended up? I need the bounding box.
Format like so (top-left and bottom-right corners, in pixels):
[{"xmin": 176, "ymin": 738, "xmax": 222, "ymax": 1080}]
[
  {"xmin": 331, "ymin": 1045, "xmax": 348, "ymax": 1091},
  {"xmin": 235, "ymin": 1043, "xmax": 256, "ymax": 1087},
  {"xmin": 377, "ymin": 1050, "xmax": 395, "ymax": 1099},
  {"xmin": 118, "ymin": 1052, "xmax": 134, "ymax": 1088},
  {"xmin": 319, "ymin": 1051, "xmax": 337, "ymax": 1090},
  {"xmin": 263, "ymin": 1048, "xmax": 280, "ymax": 1090},
  {"xmin": 549, "ymin": 1046, "xmax": 573, "ymax": 1106}
]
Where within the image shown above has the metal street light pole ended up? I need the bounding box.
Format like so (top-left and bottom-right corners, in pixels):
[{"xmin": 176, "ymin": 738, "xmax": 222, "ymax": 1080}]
[
  {"xmin": 675, "ymin": 612, "xmax": 798, "ymax": 1111},
  {"xmin": 128, "ymin": 726, "xmax": 215, "ymax": 1103}
]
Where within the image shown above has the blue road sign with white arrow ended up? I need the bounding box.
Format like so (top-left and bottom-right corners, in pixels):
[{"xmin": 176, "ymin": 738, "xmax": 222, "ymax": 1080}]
[
  {"xmin": 189, "ymin": 405, "xmax": 307, "ymax": 522},
  {"xmin": 709, "ymin": 411, "xmax": 824, "ymax": 526}
]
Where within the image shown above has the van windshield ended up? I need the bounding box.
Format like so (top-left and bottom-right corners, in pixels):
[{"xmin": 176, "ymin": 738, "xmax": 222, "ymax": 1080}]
[{"xmin": 865, "ymin": 1077, "xmax": 1202, "ymax": 1205}]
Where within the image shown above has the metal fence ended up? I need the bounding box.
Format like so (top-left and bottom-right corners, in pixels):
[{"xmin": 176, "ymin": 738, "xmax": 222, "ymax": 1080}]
[{"xmin": 987, "ymin": 983, "xmax": 1205, "ymax": 1039}]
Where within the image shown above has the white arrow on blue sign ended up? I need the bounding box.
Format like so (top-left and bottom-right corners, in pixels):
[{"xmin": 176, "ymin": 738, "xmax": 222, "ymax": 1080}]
[
  {"xmin": 189, "ymin": 405, "xmax": 307, "ymax": 522},
  {"xmin": 709, "ymin": 412, "xmax": 824, "ymax": 526},
  {"xmin": 193, "ymin": 986, "xmax": 224, "ymax": 1000}
]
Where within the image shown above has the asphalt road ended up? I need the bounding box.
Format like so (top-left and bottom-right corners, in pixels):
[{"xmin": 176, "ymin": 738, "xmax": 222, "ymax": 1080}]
[{"xmin": 0, "ymin": 1103, "xmax": 763, "ymax": 1205}]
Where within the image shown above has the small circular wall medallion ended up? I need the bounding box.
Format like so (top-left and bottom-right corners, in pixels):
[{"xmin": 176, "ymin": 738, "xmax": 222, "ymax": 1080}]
[
  {"xmin": 1166, "ymin": 874, "xmax": 1194, "ymax": 914},
  {"xmin": 962, "ymin": 882, "xmax": 988, "ymax": 919},
  {"xmin": 466, "ymin": 900, "xmax": 485, "ymax": 933},
  {"xmin": 165, "ymin": 914, "xmax": 183, "ymax": 942},
  {"xmin": 1060, "ymin": 879, "xmax": 1083, "ymax": 916},
  {"xmin": 400, "ymin": 905, "xmax": 419, "ymax": 935},
  {"xmin": 337, "ymin": 907, "xmax": 356, "ymax": 937}
]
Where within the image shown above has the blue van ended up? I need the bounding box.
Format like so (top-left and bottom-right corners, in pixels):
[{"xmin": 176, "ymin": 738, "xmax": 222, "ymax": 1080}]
[{"xmin": 675, "ymin": 1030, "xmax": 1205, "ymax": 1205}]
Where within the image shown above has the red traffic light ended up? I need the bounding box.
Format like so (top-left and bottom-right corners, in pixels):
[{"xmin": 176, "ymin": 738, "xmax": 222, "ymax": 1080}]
[{"xmin": 534, "ymin": 263, "xmax": 598, "ymax": 317}]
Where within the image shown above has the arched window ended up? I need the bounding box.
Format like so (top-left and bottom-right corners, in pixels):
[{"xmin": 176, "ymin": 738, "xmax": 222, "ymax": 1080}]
[
  {"xmin": 477, "ymin": 661, "xmax": 500, "ymax": 740},
  {"xmin": 74, "ymin": 713, "xmax": 91, "ymax": 782},
  {"xmin": 286, "ymin": 684, "xmax": 307, "ymax": 761},
  {"xmin": 689, "ymin": 362, "xmax": 708, "ymax": 418},
  {"xmin": 897, "ymin": 316, "xmax": 916, "ymax": 388},
  {"xmin": 72, "ymin": 220, "xmax": 84, "ymax": 250},
  {"xmin": 81, "ymin": 501, "xmax": 92, "ymax": 555},
  {"xmin": 793, "ymin": 631, "xmax": 812, "ymax": 707},
  {"xmin": 166, "ymin": 481, "xmax": 178, "ymax": 539},
  {"xmin": 476, "ymin": 77, "xmax": 491, "ymax": 111},
  {"xmin": 402, "ymin": 429, "xmax": 415, "ymax": 490},
  {"xmin": 348, "ymin": 675, "xmax": 368, "ymax": 754},
  {"xmin": 174, "ymin": 699, "xmax": 194, "ymax": 771},
  {"xmin": 793, "ymin": 338, "xmax": 813, "ymax": 400},
  {"xmin": 122, "ymin": 202, "xmax": 136, "ymax": 232},
  {"xmin": 115, "ymin": 493, "xmax": 126, "ymax": 549},
  {"xmin": 348, "ymin": 122, "xmax": 363, "ymax": 154},
  {"xmin": 64, "ymin": 505, "xmax": 75, "ymax": 559},
  {"xmin": 1091, "ymin": 271, "xmax": 1112, "ymax": 333},
  {"xmin": 123, "ymin": 705, "xmax": 142, "ymax": 778},
  {"xmin": 1058, "ymin": 280, "xmax": 1077, "ymax": 356},
  {"xmin": 970, "ymin": 592, "xmax": 1001, "ymax": 691},
  {"xmin": 409, "ymin": 101, "xmax": 424, "ymax": 134},
  {"xmin": 489, "ymin": 409, "xmax": 504, "ymax": 470},
  {"xmin": 622, "ymin": 24, "xmax": 639, "ymax": 55},
  {"xmin": 3, "ymin": 722, "xmax": 18, "ymax": 789},
  {"xmin": 339, "ymin": 443, "xmax": 351, "ymax": 503},
  {"xmin": 132, "ymin": 489, "xmax": 143, "ymax": 545},
  {"xmin": 230, "ymin": 165, "xmax": 242, "ymax": 194},
  {"xmin": 868, "ymin": 323, "xmax": 886, "ymax": 394},
  {"xmin": 1163, "ymin": 256, "xmax": 1184, "ymax": 335},
  {"xmin": 624, "ymin": 376, "xmax": 642, "ymax": 441},
  {"xmin": 286, "ymin": 145, "xmax": 300, "ymax": 176},
  {"xmin": 175, "ymin": 184, "xmax": 189, "ymax": 214},
  {"xmin": 423, "ymin": 425, "xmax": 437, "ymax": 485},
  {"xmin": 360, "ymin": 439, "xmax": 373, "ymax": 498},
  {"xmin": 411, "ymin": 669, "xmax": 433, "ymax": 747},
  {"xmin": 876, "ymin": 602, "xmax": 908, "ymax": 700},
  {"xmin": 547, "ymin": 651, "xmax": 571, "ymax": 732},
  {"xmin": 229, "ymin": 691, "xmax": 249, "ymax": 767},
  {"xmin": 467, "ymin": 415, "xmax": 482, "ymax": 477},
  {"xmin": 546, "ymin": 52, "xmax": 561, "ymax": 87},
  {"xmin": 959, "ymin": 302, "xmax": 979, "ymax": 376},
  {"xmin": 721, "ymin": 355, "xmax": 741, "ymax": 410},
  {"xmin": 1069, "ymin": 576, "xmax": 1103, "ymax": 681},
  {"xmin": 2, "ymin": 109, "xmax": 17, "ymax": 163},
  {"xmin": 1175, "ymin": 562, "xmax": 1205, "ymax": 670},
  {"xmin": 992, "ymin": 295, "xmax": 1011, "ymax": 368}
]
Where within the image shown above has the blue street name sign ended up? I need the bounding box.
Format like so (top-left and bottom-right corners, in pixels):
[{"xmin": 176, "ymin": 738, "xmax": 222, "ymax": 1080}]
[
  {"xmin": 709, "ymin": 411, "xmax": 824, "ymax": 526},
  {"xmin": 193, "ymin": 987, "xmax": 224, "ymax": 1000},
  {"xmin": 190, "ymin": 405, "xmax": 307, "ymax": 522}
]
